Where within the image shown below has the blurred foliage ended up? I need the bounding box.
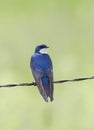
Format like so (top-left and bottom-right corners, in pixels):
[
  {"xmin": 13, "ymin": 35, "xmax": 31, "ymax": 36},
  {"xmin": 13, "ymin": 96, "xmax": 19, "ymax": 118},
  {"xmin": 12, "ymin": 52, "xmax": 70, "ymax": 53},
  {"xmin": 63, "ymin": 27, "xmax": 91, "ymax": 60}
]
[{"xmin": 0, "ymin": 0, "xmax": 94, "ymax": 130}]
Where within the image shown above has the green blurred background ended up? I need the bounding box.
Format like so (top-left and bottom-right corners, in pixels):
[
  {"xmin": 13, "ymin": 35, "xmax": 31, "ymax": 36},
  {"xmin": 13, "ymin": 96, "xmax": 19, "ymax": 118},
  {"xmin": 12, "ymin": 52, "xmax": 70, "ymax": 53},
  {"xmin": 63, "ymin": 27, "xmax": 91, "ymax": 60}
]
[{"xmin": 0, "ymin": 0, "xmax": 94, "ymax": 130}]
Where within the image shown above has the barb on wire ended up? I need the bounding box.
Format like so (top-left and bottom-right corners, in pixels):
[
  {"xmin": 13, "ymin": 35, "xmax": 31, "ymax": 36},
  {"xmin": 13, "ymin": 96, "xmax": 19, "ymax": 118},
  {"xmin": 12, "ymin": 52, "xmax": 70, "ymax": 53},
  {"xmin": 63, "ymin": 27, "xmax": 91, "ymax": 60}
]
[{"xmin": 0, "ymin": 76, "xmax": 94, "ymax": 88}]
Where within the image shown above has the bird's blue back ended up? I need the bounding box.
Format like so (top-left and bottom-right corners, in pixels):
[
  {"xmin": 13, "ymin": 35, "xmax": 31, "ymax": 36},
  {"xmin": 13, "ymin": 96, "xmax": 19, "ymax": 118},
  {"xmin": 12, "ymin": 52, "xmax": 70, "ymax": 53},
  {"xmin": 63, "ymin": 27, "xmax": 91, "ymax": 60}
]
[{"xmin": 31, "ymin": 53, "xmax": 52, "ymax": 73}]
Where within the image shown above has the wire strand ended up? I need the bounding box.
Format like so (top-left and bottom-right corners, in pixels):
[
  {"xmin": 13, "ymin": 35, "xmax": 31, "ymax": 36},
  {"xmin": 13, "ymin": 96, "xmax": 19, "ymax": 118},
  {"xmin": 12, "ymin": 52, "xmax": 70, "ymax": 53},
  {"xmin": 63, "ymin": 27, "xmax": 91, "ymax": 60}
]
[{"xmin": 0, "ymin": 75, "xmax": 94, "ymax": 88}]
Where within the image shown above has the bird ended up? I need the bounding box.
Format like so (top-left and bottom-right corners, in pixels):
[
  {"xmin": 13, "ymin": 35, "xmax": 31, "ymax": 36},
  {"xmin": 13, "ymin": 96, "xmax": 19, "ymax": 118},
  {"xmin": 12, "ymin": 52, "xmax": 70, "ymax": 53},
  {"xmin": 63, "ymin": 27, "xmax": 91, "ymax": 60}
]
[{"xmin": 30, "ymin": 44, "xmax": 54, "ymax": 102}]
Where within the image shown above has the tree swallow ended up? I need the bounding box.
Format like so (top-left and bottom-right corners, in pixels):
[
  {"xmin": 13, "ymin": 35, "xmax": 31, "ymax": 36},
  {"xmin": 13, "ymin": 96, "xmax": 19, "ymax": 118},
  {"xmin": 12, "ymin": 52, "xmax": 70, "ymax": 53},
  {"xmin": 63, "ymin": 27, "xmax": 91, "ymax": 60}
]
[{"xmin": 30, "ymin": 44, "xmax": 54, "ymax": 102}]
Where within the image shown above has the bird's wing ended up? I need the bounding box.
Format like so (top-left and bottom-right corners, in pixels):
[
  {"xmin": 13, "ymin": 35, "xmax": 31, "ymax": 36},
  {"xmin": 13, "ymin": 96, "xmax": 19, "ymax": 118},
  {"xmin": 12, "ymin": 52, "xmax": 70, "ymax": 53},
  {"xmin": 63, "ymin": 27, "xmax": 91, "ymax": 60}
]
[{"xmin": 31, "ymin": 59, "xmax": 49, "ymax": 102}]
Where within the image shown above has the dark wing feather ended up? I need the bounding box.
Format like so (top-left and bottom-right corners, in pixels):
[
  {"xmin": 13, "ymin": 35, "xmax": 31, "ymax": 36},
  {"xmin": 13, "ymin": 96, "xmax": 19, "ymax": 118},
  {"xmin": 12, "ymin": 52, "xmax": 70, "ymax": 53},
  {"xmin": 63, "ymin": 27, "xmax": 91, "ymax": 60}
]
[
  {"xmin": 31, "ymin": 58, "xmax": 49, "ymax": 102},
  {"xmin": 47, "ymin": 68, "xmax": 54, "ymax": 101}
]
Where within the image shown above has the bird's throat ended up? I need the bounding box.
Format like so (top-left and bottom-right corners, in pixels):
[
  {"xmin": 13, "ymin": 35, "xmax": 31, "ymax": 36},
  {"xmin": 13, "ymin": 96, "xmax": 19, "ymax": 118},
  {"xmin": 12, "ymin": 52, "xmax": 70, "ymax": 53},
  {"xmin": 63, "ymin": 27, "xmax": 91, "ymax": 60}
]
[{"xmin": 39, "ymin": 48, "xmax": 47, "ymax": 54}]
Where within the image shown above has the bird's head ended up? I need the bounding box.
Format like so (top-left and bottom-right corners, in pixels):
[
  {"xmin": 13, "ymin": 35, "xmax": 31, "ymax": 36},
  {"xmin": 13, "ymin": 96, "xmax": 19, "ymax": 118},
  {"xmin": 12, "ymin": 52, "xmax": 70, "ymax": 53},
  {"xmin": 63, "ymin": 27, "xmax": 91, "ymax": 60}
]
[{"xmin": 35, "ymin": 44, "xmax": 49, "ymax": 54}]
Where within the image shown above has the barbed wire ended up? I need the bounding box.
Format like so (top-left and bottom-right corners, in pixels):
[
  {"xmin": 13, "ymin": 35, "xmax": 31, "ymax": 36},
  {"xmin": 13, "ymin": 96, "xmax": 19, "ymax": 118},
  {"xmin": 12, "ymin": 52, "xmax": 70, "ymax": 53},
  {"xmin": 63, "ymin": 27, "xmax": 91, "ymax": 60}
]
[{"xmin": 0, "ymin": 75, "xmax": 94, "ymax": 88}]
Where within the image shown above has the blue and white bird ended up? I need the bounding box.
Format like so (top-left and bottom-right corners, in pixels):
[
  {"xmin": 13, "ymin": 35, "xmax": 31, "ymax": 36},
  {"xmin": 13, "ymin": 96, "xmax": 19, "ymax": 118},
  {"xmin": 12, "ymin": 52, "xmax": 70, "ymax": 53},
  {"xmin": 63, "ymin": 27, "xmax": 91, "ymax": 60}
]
[{"xmin": 30, "ymin": 44, "xmax": 54, "ymax": 102}]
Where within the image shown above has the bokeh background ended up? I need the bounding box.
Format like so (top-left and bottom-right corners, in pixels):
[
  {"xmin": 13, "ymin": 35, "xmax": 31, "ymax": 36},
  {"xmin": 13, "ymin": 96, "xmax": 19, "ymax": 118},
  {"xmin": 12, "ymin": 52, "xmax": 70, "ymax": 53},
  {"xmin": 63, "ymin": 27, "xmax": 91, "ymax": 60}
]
[{"xmin": 0, "ymin": 0, "xmax": 94, "ymax": 130}]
